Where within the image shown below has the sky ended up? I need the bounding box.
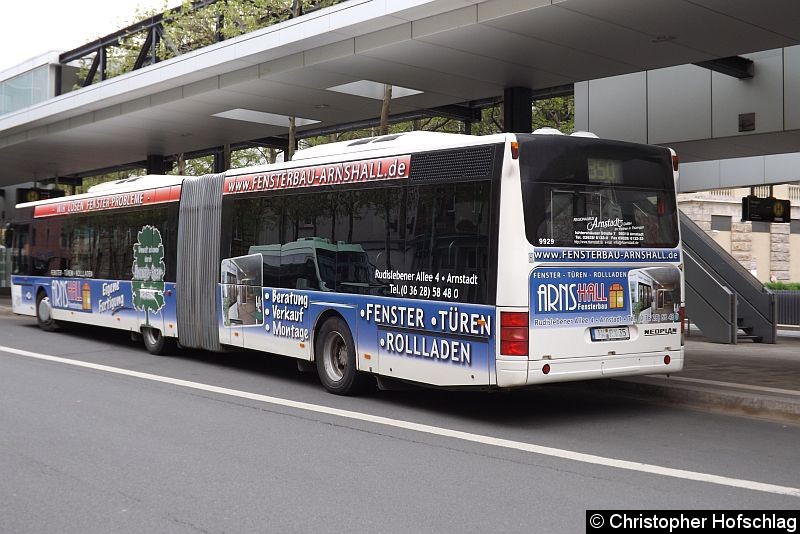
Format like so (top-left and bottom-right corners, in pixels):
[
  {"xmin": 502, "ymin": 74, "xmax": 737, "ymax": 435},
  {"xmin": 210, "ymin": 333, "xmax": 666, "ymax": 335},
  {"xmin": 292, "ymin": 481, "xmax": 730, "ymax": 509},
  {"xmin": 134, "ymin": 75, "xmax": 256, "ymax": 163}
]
[{"xmin": 0, "ymin": 0, "xmax": 181, "ymax": 73}]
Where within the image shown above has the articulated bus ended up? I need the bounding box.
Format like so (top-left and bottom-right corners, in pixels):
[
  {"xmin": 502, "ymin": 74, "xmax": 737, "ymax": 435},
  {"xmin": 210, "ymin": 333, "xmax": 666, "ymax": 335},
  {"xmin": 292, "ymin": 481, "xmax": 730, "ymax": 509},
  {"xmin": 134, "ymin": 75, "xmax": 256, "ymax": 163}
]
[{"xmin": 8, "ymin": 130, "xmax": 684, "ymax": 394}]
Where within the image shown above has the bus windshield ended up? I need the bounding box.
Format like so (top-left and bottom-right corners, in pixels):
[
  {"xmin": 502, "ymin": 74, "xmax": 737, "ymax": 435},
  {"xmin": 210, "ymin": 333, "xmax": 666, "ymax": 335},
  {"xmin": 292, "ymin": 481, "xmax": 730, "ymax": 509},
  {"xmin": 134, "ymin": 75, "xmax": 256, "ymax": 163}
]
[{"xmin": 518, "ymin": 135, "xmax": 679, "ymax": 249}]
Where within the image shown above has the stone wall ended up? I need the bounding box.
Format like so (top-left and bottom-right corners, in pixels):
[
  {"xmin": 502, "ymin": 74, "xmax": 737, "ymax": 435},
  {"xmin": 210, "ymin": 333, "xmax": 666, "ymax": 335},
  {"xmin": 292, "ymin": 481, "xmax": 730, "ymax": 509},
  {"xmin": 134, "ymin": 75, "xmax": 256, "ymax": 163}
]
[{"xmin": 678, "ymin": 187, "xmax": 798, "ymax": 282}]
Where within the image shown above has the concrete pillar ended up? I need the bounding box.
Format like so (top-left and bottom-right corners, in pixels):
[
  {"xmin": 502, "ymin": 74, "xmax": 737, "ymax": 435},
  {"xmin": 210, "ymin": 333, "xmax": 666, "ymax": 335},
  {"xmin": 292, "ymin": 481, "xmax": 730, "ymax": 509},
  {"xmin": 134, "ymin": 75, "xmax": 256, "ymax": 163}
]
[
  {"xmin": 213, "ymin": 148, "xmax": 226, "ymax": 174},
  {"xmin": 503, "ymin": 87, "xmax": 532, "ymax": 133},
  {"xmin": 770, "ymin": 224, "xmax": 791, "ymax": 281},
  {"xmin": 730, "ymin": 221, "xmax": 753, "ymax": 270},
  {"xmin": 146, "ymin": 154, "xmax": 166, "ymax": 175}
]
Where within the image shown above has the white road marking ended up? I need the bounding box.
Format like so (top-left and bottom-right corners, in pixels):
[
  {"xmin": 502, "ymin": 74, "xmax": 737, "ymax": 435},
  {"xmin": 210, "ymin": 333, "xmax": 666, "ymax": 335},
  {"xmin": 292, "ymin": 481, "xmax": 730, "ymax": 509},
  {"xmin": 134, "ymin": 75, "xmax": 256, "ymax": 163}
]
[{"xmin": 2, "ymin": 344, "xmax": 799, "ymax": 498}]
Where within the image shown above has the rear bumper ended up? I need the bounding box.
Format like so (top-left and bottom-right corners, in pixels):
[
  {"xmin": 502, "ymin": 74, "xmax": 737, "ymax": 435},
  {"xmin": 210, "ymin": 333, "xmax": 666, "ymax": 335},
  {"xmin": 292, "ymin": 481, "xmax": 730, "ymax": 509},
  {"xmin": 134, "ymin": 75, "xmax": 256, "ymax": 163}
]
[{"xmin": 497, "ymin": 349, "xmax": 683, "ymax": 387}]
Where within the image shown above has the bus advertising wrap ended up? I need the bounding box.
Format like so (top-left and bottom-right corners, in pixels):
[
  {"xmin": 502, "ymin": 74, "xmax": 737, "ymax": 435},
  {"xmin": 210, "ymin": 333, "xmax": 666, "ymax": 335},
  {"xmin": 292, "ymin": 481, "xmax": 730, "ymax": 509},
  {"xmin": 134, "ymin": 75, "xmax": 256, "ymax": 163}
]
[
  {"xmin": 33, "ymin": 187, "xmax": 181, "ymax": 218},
  {"xmin": 219, "ymin": 286, "xmax": 494, "ymax": 386},
  {"xmin": 530, "ymin": 266, "xmax": 682, "ymax": 329},
  {"xmin": 8, "ymin": 275, "xmax": 178, "ymax": 336},
  {"xmin": 223, "ymin": 155, "xmax": 412, "ymax": 195},
  {"xmin": 532, "ymin": 248, "xmax": 681, "ymax": 263}
]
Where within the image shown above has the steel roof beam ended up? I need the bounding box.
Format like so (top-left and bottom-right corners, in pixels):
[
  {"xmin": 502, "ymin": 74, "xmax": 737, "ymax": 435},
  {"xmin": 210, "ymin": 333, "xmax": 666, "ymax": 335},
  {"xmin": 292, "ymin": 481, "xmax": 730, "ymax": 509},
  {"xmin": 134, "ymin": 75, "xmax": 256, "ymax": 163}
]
[{"xmin": 693, "ymin": 56, "xmax": 754, "ymax": 79}]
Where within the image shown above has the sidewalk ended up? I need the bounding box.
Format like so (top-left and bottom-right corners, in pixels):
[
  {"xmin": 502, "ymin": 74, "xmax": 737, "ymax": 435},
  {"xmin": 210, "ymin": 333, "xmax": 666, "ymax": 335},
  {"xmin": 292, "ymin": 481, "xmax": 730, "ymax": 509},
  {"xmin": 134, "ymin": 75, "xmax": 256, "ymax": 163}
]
[
  {"xmin": 602, "ymin": 332, "xmax": 800, "ymax": 424},
  {"xmin": 1, "ymin": 295, "xmax": 798, "ymax": 423}
]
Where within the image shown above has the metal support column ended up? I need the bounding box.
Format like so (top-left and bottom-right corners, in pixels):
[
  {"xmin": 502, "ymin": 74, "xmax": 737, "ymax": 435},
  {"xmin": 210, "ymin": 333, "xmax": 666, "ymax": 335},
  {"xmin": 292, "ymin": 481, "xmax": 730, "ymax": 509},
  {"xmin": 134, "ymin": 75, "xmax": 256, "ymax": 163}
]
[
  {"xmin": 213, "ymin": 149, "xmax": 226, "ymax": 174},
  {"xmin": 503, "ymin": 87, "xmax": 532, "ymax": 133},
  {"xmin": 146, "ymin": 154, "xmax": 166, "ymax": 175}
]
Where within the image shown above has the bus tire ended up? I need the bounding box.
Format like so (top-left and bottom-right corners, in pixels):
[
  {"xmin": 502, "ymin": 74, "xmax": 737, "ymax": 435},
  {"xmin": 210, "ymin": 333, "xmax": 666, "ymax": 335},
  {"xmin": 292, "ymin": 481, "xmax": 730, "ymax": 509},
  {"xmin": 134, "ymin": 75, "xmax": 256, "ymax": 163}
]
[
  {"xmin": 36, "ymin": 291, "xmax": 60, "ymax": 332},
  {"xmin": 315, "ymin": 317, "xmax": 366, "ymax": 395},
  {"xmin": 142, "ymin": 327, "xmax": 174, "ymax": 355}
]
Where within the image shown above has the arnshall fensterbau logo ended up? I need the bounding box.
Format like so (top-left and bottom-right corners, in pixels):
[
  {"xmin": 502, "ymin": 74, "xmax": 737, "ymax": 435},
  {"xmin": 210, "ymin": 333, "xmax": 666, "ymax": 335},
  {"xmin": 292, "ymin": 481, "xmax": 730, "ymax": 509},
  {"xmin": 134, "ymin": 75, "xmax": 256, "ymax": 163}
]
[{"xmin": 537, "ymin": 282, "xmax": 625, "ymax": 312}]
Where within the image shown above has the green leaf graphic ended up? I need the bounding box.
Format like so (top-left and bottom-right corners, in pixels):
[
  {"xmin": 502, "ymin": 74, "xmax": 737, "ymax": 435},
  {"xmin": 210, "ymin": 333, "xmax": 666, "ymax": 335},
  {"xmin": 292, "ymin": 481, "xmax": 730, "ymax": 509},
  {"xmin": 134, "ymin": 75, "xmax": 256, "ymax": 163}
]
[{"xmin": 131, "ymin": 225, "xmax": 166, "ymax": 324}]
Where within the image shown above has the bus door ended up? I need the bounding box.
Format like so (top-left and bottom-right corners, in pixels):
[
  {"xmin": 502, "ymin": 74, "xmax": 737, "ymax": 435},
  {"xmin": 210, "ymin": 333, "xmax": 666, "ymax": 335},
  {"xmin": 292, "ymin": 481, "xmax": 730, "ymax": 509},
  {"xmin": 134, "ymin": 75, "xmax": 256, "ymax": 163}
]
[{"xmin": 220, "ymin": 255, "xmax": 263, "ymax": 348}]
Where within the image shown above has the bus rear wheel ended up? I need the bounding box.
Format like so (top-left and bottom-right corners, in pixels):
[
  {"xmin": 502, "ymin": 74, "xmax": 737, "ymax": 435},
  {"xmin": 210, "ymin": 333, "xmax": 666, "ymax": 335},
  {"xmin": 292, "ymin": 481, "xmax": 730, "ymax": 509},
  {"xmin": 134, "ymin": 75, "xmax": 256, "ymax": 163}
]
[
  {"xmin": 142, "ymin": 327, "xmax": 174, "ymax": 355},
  {"xmin": 315, "ymin": 317, "xmax": 367, "ymax": 395},
  {"xmin": 36, "ymin": 292, "xmax": 60, "ymax": 332}
]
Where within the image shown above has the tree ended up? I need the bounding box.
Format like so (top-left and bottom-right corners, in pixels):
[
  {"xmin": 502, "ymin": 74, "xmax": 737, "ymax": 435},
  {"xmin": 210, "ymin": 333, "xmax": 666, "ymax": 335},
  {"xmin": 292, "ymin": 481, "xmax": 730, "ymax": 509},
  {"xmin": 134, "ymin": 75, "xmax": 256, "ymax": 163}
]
[
  {"xmin": 379, "ymin": 84, "xmax": 392, "ymax": 136},
  {"xmin": 532, "ymin": 96, "xmax": 574, "ymax": 133},
  {"xmin": 69, "ymin": 0, "xmax": 575, "ymax": 191}
]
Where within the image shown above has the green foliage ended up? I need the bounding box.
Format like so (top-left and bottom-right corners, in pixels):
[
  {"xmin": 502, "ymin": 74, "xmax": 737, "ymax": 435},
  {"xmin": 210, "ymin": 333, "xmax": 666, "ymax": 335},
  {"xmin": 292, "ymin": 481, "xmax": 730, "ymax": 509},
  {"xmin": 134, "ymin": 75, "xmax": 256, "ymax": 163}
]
[
  {"xmin": 157, "ymin": 0, "xmax": 291, "ymax": 62},
  {"xmin": 232, "ymin": 146, "xmax": 275, "ymax": 166},
  {"xmin": 533, "ymin": 96, "xmax": 574, "ymax": 133},
  {"xmin": 765, "ymin": 281, "xmax": 800, "ymax": 291},
  {"xmin": 300, "ymin": 115, "xmax": 472, "ymax": 150},
  {"xmin": 132, "ymin": 225, "xmax": 166, "ymax": 324},
  {"xmin": 301, "ymin": 96, "xmax": 574, "ymax": 149},
  {"xmin": 74, "ymin": 1, "xmax": 345, "ymax": 87}
]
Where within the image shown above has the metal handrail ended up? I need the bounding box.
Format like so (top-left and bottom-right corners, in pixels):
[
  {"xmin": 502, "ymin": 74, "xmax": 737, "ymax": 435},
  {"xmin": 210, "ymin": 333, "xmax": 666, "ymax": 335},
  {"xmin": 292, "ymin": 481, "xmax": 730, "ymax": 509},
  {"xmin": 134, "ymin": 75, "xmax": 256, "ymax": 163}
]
[
  {"xmin": 680, "ymin": 210, "xmax": 776, "ymax": 342},
  {"xmin": 680, "ymin": 211, "xmax": 765, "ymax": 296}
]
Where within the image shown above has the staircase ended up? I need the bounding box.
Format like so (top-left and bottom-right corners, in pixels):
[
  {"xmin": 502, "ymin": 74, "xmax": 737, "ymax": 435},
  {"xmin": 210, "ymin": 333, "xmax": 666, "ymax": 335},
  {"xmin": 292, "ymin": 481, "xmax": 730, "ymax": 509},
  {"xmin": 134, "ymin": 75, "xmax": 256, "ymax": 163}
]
[{"xmin": 680, "ymin": 211, "xmax": 777, "ymax": 344}]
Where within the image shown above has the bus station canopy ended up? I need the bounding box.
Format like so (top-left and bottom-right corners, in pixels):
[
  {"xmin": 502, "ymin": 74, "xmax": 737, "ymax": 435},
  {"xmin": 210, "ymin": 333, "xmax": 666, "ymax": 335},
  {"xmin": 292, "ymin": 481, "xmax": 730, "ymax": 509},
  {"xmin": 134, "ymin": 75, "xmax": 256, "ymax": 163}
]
[{"xmin": 1, "ymin": 0, "xmax": 799, "ymax": 185}]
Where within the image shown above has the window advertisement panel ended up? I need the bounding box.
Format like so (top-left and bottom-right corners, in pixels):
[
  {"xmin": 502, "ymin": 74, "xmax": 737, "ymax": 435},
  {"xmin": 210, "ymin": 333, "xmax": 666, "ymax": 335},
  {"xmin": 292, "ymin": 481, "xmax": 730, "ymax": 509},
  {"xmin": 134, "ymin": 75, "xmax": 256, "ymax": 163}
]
[
  {"xmin": 529, "ymin": 265, "xmax": 681, "ymax": 353},
  {"xmin": 24, "ymin": 219, "xmax": 179, "ymax": 336},
  {"xmin": 46, "ymin": 277, "xmax": 177, "ymax": 334}
]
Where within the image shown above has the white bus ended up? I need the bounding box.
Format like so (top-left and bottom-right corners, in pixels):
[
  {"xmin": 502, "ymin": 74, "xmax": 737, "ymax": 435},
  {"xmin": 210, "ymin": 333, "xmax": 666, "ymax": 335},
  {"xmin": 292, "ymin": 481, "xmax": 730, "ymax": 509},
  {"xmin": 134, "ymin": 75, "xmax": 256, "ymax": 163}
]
[{"xmin": 9, "ymin": 130, "xmax": 683, "ymax": 394}]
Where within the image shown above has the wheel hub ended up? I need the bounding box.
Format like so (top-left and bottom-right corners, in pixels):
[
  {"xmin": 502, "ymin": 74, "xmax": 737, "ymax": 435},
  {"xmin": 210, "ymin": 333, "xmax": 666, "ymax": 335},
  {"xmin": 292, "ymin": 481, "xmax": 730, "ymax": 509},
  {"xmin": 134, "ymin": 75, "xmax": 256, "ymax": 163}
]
[
  {"xmin": 38, "ymin": 297, "xmax": 51, "ymax": 323},
  {"xmin": 324, "ymin": 332, "xmax": 347, "ymax": 381}
]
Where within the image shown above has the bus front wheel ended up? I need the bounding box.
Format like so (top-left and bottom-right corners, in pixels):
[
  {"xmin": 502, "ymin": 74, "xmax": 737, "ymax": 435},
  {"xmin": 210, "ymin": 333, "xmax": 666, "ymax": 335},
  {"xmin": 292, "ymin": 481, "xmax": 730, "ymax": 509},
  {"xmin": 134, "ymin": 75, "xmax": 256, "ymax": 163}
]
[
  {"xmin": 36, "ymin": 291, "xmax": 60, "ymax": 332},
  {"xmin": 142, "ymin": 327, "xmax": 174, "ymax": 355},
  {"xmin": 315, "ymin": 317, "xmax": 367, "ymax": 395}
]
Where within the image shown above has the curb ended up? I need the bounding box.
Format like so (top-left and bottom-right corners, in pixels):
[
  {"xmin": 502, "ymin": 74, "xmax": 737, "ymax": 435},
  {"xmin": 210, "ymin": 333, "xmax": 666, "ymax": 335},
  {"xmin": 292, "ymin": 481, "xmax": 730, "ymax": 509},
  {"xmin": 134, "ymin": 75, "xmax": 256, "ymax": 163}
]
[{"xmin": 597, "ymin": 375, "xmax": 800, "ymax": 424}]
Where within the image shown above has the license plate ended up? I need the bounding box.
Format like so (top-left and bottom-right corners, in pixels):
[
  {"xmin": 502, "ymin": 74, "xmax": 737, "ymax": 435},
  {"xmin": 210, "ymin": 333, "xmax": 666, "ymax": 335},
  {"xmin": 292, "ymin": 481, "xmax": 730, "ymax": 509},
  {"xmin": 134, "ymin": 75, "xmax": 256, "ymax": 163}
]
[{"xmin": 591, "ymin": 326, "xmax": 630, "ymax": 341}]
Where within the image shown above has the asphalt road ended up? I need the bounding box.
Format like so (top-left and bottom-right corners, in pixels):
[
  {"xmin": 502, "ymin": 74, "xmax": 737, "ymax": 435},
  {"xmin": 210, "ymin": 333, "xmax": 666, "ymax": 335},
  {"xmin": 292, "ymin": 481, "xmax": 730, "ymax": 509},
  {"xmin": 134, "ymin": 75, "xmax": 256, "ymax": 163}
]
[{"xmin": 1, "ymin": 313, "xmax": 799, "ymax": 533}]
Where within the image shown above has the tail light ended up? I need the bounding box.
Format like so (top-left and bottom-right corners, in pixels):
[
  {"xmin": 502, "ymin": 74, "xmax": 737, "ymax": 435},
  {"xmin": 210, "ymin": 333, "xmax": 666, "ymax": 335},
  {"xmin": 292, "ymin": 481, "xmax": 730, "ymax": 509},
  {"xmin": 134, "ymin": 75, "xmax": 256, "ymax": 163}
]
[
  {"xmin": 679, "ymin": 306, "xmax": 685, "ymax": 345},
  {"xmin": 510, "ymin": 141, "xmax": 519, "ymax": 159},
  {"xmin": 672, "ymin": 153, "xmax": 679, "ymax": 172},
  {"xmin": 500, "ymin": 311, "xmax": 528, "ymax": 356}
]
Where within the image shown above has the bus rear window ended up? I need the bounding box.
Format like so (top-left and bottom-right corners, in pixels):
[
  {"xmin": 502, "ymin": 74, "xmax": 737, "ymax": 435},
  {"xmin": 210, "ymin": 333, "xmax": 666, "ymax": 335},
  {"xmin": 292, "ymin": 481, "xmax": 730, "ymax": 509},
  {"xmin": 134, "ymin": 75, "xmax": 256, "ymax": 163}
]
[{"xmin": 518, "ymin": 135, "xmax": 679, "ymax": 249}]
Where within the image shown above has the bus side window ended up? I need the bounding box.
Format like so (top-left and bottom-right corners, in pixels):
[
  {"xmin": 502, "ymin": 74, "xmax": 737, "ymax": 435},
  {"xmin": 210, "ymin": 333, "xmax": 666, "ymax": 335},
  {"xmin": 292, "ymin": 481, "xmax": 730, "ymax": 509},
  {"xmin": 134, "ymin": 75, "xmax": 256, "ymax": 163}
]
[
  {"xmin": 10, "ymin": 223, "xmax": 31, "ymax": 275},
  {"xmin": 331, "ymin": 189, "xmax": 403, "ymax": 296},
  {"xmin": 281, "ymin": 252, "xmax": 319, "ymax": 291},
  {"xmin": 262, "ymin": 253, "xmax": 280, "ymax": 288},
  {"xmin": 405, "ymin": 181, "xmax": 491, "ymax": 304}
]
